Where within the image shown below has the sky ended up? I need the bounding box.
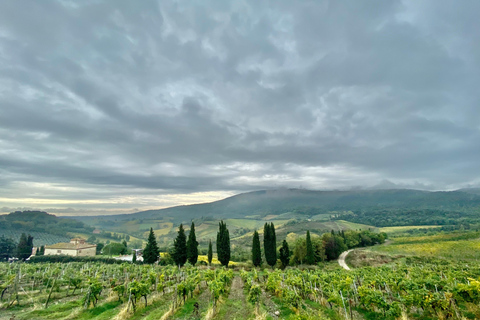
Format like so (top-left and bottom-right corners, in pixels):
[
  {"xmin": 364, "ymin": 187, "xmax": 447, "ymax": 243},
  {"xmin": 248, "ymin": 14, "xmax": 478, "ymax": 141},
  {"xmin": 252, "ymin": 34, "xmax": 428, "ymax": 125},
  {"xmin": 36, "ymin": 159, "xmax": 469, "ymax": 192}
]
[{"xmin": 1, "ymin": 0, "xmax": 479, "ymax": 216}]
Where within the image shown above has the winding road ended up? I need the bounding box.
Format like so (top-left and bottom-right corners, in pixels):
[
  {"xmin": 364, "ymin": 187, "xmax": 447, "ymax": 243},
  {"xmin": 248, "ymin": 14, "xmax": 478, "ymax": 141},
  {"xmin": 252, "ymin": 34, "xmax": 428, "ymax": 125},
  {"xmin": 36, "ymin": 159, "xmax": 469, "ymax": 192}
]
[{"xmin": 338, "ymin": 249, "xmax": 353, "ymax": 270}]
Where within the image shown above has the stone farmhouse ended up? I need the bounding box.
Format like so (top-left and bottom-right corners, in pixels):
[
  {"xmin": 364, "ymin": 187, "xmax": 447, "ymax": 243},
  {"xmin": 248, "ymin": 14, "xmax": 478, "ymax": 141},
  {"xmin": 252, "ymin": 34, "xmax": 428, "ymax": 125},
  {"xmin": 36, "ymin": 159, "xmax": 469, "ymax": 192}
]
[{"xmin": 44, "ymin": 238, "xmax": 96, "ymax": 257}]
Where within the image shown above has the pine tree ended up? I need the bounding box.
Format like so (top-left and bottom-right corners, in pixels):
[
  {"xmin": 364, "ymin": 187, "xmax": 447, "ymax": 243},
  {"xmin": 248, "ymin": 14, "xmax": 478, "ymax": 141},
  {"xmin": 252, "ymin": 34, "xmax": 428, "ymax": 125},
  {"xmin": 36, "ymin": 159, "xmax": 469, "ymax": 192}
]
[
  {"xmin": 279, "ymin": 240, "xmax": 290, "ymax": 269},
  {"xmin": 173, "ymin": 224, "xmax": 187, "ymax": 267},
  {"xmin": 207, "ymin": 240, "xmax": 213, "ymax": 265},
  {"xmin": 143, "ymin": 228, "xmax": 160, "ymax": 264},
  {"xmin": 251, "ymin": 230, "xmax": 262, "ymax": 267},
  {"xmin": 187, "ymin": 222, "xmax": 199, "ymax": 265},
  {"xmin": 306, "ymin": 231, "xmax": 315, "ymax": 264},
  {"xmin": 132, "ymin": 251, "xmax": 137, "ymax": 263},
  {"xmin": 264, "ymin": 223, "xmax": 277, "ymax": 268},
  {"xmin": 17, "ymin": 233, "xmax": 33, "ymax": 260},
  {"xmin": 216, "ymin": 220, "xmax": 230, "ymax": 267}
]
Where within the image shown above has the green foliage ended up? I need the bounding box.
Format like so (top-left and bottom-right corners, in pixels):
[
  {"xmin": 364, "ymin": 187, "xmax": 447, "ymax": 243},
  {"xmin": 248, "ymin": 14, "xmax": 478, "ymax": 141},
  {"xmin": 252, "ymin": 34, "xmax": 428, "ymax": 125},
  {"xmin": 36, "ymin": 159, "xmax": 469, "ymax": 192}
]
[
  {"xmin": 102, "ymin": 242, "xmax": 127, "ymax": 256},
  {"xmin": 207, "ymin": 239, "xmax": 213, "ymax": 265},
  {"xmin": 264, "ymin": 222, "xmax": 277, "ymax": 268},
  {"xmin": 186, "ymin": 222, "xmax": 198, "ymax": 265},
  {"xmin": 17, "ymin": 233, "xmax": 33, "ymax": 260},
  {"xmin": 113, "ymin": 284, "xmax": 125, "ymax": 301},
  {"xmin": 0, "ymin": 235, "xmax": 16, "ymax": 261},
  {"xmin": 28, "ymin": 255, "xmax": 124, "ymax": 263},
  {"xmin": 279, "ymin": 239, "xmax": 290, "ymax": 268},
  {"xmin": 143, "ymin": 228, "xmax": 160, "ymax": 264},
  {"xmin": 251, "ymin": 230, "xmax": 262, "ymax": 267},
  {"xmin": 216, "ymin": 220, "xmax": 230, "ymax": 267},
  {"xmin": 247, "ymin": 284, "xmax": 261, "ymax": 304},
  {"xmin": 132, "ymin": 251, "xmax": 136, "ymax": 263},
  {"xmin": 172, "ymin": 224, "xmax": 187, "ymax": 266},
  {"xmin": 322, "ymin": 232, "xmax": 347, "ymax": 261},
  {"xmin": 83, "ymin": 278, "xmax": 103, "ymax": 308},
  {"xmin": 305, "ymin": 231, "xmax": 314, "ymax": 265},
  {"xmin": 292, "ymin": 237, "xmax": 306, "ymax": 264},
  {"xmin": 96, "ymin": 243, "xmax": 104, "ymax": 255},
  {"xmin": 0, "ymin": 211, "xmax": 93, "ymax": 239},
  {"xmin": 127, "ymin": 280, "xmax": 150, "ymax": 310}
]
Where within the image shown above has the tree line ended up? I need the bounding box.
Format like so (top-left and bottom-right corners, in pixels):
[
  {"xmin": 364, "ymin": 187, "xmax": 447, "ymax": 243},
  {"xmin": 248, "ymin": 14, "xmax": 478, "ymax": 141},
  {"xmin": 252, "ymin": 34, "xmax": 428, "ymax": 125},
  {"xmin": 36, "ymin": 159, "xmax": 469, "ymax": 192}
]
[
  {"xmin": 139, "ymin": 220, "xmax": 386, "ymax": 268},
  {"xmin": 0, "ymin": 233, "xmax": 36, "ymax": 261}
]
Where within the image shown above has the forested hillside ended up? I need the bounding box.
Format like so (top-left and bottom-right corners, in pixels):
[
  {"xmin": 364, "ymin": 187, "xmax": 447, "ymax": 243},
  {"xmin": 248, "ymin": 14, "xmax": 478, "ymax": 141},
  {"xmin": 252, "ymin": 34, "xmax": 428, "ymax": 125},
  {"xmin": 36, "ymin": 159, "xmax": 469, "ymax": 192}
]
[{"xmin": 0, "ymin": 211, "xmax": 94, "ymax": 245}]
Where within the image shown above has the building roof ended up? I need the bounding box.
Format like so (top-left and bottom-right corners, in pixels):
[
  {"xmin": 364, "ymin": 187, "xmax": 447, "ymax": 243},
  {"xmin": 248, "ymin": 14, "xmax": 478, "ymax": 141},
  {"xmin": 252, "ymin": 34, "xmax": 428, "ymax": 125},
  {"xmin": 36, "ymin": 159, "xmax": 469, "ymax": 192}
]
[{"xmin": 45, "ymin": 242, "xmax": 96, "ymax": 250}]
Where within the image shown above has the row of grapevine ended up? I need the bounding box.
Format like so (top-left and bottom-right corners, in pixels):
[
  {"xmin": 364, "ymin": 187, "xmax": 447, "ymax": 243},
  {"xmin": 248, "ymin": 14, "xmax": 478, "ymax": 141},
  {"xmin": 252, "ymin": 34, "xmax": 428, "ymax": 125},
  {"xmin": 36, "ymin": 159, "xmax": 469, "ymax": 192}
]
[{"xmin": 241, "ymin": 260, "xmax": 480, "ymax": 319}]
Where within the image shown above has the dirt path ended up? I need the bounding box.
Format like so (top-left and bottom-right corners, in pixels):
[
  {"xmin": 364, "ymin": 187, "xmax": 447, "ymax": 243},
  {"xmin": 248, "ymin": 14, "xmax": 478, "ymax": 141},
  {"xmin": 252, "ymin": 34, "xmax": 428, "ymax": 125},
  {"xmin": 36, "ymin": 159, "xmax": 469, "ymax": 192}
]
[
  {"xmin": 214, "ymin": 276, "xmax": 254, "ymax": 320},
  {"xmin": 338, "ymin": 249, "xmax": 353, "ymax": 270}
]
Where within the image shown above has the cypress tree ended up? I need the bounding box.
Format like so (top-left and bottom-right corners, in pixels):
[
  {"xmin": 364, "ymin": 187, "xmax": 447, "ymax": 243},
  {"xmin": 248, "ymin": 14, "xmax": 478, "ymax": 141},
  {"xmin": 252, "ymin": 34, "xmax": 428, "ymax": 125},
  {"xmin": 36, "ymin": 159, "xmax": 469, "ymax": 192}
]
[
  {"xmin": 187, "ymin": 222, "xmax": 198, "ymax": 265},
  {"xmin": 216, "ymin": 220, "xmax": 230, "ymax": 267},
  {"xmin": 143, "ymin": 228, "xmax": 160, "ymax": 264},
  {"xmin": 207, "ymin": 240, "xmax": 213, "ymax": 265},
  {"xmin": 173, "ymin": 224, "xmax": 187, "ymax": 267},
  {"xmin": 17, "ymin": 233, "xmax": 33, "ymax": 260},
  {"xmin": 279, "ymin": 240, "xmax": 290, "ymax": 269},
  {"xmin": 264, "ymin": 223, "xmax": 277, "ymax": 268},
  {"xmin": 306, "ymin": 231, "xmax": 315, "ymax": 264},
  {"xmin": 132, "ymin": 251, "xmax": 137, "ymax": 263},
  {"xmin": 251, "ymin": 230, "xmax": 262, "ymax": 267}
]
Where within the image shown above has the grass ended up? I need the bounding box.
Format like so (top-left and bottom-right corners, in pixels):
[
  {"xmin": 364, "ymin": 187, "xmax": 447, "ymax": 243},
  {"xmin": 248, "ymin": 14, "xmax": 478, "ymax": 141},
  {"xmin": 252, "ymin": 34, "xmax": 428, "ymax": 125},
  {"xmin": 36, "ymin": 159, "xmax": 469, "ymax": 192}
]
[
  {"xmin": 74, "ymin": 301, "xmax": 123, "ymax": 320},
  {"xmin": 16, "ymin": 300, "xmax": 82, "ymax": 320},
  {"xmin": 379, "ymin": 225, "xmax": 443, "ymax": 233},
  {"xmin": 371, "ymin": 231, "xmax": 480, "ymax": 261}
]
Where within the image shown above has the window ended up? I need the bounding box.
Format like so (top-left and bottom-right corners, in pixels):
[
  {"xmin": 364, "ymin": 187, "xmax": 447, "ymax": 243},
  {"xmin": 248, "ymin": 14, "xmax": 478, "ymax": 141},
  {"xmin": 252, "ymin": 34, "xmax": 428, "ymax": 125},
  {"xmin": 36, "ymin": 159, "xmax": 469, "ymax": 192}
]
[
  {"xmin": 57, "ymin": 250, "xmax": 61, "ymax": 253},
  {"xmin": 78, "ymin": 250, "xmax": 82, "ymax": 253}
]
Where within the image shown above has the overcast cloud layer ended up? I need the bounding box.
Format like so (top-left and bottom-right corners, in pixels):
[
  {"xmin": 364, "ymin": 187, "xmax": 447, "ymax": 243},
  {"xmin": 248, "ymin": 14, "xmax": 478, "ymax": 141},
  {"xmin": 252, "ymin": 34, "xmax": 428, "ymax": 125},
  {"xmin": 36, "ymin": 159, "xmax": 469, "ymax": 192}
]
[{"xmin": 1, "ymin": 0, "xmax": 479, "ymax": 215}]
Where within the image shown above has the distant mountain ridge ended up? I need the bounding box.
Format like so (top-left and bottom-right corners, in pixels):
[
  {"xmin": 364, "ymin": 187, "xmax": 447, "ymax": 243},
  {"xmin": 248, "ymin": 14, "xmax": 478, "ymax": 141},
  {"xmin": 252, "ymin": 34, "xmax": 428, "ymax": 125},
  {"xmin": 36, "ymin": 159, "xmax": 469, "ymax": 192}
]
[{"xmin": 73, "ymin": 188, "xmax": 480, "ymax": 224}]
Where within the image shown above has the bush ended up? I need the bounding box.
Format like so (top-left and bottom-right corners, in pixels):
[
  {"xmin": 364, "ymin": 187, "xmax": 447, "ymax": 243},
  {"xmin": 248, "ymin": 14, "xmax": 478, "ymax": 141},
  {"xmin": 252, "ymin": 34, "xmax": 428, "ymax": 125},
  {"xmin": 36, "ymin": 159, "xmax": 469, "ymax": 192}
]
[{"xmin": 27, "ymin": 255, "xmax": 125, "ymax": 264}]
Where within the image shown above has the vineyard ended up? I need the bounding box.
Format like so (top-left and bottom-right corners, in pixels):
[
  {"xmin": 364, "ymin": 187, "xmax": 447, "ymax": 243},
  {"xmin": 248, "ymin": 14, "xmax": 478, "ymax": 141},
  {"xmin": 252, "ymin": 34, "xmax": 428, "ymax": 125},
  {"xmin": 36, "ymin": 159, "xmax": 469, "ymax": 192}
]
[{"xmin": 2, "ymin": 258, "xmax": 480, "ymax": 320}]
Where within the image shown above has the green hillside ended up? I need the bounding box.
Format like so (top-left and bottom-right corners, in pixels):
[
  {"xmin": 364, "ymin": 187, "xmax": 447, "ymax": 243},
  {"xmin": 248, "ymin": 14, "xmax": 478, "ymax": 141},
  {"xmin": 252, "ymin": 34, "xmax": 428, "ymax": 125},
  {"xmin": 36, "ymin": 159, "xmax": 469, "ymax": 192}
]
[
  {"xmin": 0, "ymin": 211, "xmax": 94, "ymax": 246},
  {"xmin": 76, "ymin": 188, "xmax": 480, "ymax": 224}
]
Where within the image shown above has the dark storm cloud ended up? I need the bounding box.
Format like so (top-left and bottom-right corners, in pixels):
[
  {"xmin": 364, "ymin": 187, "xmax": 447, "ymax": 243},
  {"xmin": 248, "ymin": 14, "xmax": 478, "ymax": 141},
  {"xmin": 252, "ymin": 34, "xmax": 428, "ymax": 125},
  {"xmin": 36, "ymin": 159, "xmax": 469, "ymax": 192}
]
[{"xmin": 1, "ymin": 0, "xmax": 480, "ymax": 213}]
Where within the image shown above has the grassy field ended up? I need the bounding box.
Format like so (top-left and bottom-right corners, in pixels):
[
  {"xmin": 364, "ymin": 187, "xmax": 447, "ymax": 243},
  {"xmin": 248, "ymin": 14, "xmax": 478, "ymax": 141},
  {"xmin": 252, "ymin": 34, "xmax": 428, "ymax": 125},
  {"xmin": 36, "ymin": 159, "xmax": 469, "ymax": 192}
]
[
  {"xmin": 379, "ymin": 225, "xmax": 443, "ymax": 234},
  {"xmin": 370, "ymin": 231, "xmax": 480, "ymax": 261}
]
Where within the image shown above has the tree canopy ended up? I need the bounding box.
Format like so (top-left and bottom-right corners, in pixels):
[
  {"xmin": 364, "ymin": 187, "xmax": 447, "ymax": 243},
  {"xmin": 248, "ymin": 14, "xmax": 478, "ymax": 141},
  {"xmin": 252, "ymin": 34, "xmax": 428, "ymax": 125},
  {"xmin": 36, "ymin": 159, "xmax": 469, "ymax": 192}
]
[
  {"xmin": 187, "ymin": 222, "xmax": 198, "ymax": 265},
  {"xmin": 216, "ymin": 220, "xmax": 230, "ymax": 267},
  {"xmin": 143, "ymin": 228, "xmax": 160, "ymax": 264},
  {"xmin": 251, "ymin": 230, "xmax": 262, "ymax": 267},
  {"xmin": 172, "ymin": 224, "xmax": 187, "ymax": 266},
  {"xmin": 264, "ymin": 223, "xmax": 277, "ymax": 268}
]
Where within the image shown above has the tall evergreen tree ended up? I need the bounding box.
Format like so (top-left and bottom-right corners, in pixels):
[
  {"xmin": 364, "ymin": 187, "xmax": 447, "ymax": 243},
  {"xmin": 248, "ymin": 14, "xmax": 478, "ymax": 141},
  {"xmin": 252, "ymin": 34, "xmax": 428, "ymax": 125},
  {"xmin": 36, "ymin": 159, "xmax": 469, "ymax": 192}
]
[
  {"xmin": 251, "ymin": 230, "xmax": 262, "ymax": 267},
  {"xmin": 132, "ymin": 251, "xmax": 137, "ymax": 263},
  {"xmin": 279, "ymin": 240, "xmax": 290, "ymax": 269},
  {"xmin": 207, "ymin": 240, "xmax": 213, "ymax": 265},
  {"xmin": 187, "ymin": 222, "xmax": 199, "ymax": 265},
  {"xmin": 173, "ymin": 224, "xmax": 187, "ymax": 266},
  {"xmin": 143, "ymin": 228, "xmax": 160, "ymax": 264},
  {"xmin": 264, "ymin": 223, "xmax": 277, "ymax": 268},
  {"xmin": 17, "ymin": 233, "xmax": 33, "ymax": 260},
  {"xmin": 306, "ymin": 231, "xmax": 315, "ymax": 264},
  {"xmin": 0, "ymin": 236, "xmax": 16, "ymax": 261},
  {"xmin": 216, "ymin": 220, "xmax": 230, "ymax": 267}
]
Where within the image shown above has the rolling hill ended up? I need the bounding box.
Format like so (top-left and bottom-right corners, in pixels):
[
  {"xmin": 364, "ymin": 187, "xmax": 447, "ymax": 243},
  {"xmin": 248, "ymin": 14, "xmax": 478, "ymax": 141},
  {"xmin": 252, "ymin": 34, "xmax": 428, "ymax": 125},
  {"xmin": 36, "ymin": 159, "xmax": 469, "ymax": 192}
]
[{"xmin": 71, "ymin": 188, "xmax": 480, "ymax": 245}]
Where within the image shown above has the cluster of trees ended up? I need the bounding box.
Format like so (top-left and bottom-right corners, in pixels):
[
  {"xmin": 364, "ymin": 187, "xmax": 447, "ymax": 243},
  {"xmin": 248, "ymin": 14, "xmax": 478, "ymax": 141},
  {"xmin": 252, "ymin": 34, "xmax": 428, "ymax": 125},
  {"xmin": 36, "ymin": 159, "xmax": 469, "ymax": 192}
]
[
  {"xmin": 102, "ymin": 240, "xmax": 129, "ymax": 255},
  {"xmin": 140, "ymin": 220, "xmax": 232, "ymax": 267},
  {"xmin": 334, "ymin": 208, "xmax": 479, "ymax": 227},
  {"xmin": 0, "ymin": 233, "xmax": 35, "ymax": 261},
  {"xmin": 0, "ymin": 211, "xmax": 93, "ymax": 236},
  {"xmin": 251, "ymin": 225, "xmax": 386, "ymax": 268},
  {"xmin": 252, "ymin": 223, "xmax": 290, "ymax": 268},
  {"xmin": 290, "ymin": 229, "xmax": 387, "ymax": 265}
]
